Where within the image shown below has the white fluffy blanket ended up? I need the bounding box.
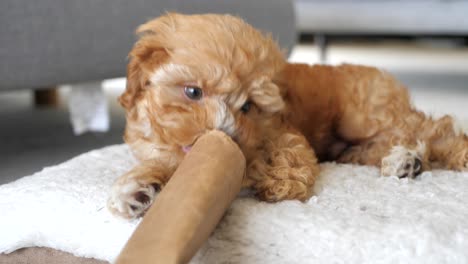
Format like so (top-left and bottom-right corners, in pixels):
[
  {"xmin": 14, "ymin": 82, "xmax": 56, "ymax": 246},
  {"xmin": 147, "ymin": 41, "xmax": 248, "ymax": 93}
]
[{"xmin": 1, "ymin": 145, "xmax": 468, "ymax": 263}]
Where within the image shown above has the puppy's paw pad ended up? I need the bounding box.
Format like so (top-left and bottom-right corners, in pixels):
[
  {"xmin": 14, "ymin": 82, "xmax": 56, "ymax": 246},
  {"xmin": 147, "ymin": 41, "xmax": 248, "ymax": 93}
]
[
  {"xmin": 381, "ymin": 146, "xmax": 423, "ymax": 179},
  {"xmin": 107, "ymin": 180, "xmax": 159, "ymax": 219}
]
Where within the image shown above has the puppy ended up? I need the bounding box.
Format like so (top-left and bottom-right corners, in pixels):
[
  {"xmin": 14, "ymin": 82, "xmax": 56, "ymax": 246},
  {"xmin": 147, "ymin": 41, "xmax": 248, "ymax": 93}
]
[{"xmin": 108, "ymin": 13, "xmax": 468, "ymax": 219}]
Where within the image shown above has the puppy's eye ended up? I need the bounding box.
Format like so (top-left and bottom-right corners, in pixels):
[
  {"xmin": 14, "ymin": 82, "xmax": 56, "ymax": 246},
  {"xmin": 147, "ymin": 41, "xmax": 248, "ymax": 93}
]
[
  {"xmin": 240, "ymin": 101, "xmax": 252, "ymax": 114},
  {"xmin": 184, "ymin": 86, "xmax": 203, "ymax": 100}
]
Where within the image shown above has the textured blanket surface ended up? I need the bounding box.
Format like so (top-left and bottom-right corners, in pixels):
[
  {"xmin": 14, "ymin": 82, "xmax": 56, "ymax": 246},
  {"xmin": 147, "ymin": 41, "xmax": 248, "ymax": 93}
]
[{"xmin": 1, "ymin": 145, "xmax": 467, "ymax": 264}]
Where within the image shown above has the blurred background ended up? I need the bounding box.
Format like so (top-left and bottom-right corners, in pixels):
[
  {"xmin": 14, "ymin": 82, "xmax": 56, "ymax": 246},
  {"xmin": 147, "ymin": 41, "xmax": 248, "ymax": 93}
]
[{"xmin": 1, "ymin": 0, "xmax": 467, "ymax": 183}]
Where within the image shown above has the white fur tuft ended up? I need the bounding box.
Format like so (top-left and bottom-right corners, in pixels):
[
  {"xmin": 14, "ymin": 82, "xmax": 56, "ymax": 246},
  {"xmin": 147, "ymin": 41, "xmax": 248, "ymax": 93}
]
[{"xmin": 213, "ymin": 99, "xmax": 236, "ymax": 136}]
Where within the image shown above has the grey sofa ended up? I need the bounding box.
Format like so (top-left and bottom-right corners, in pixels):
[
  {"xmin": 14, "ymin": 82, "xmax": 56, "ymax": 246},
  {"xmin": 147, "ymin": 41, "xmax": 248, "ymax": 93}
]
[
  {"xmin": 0, "ymin": 0, "xmax": 296, "ymax": 91},
  {"xmin": 295, "ymin": 0, "xmax": 468, "ymax": 35},
  {"xmin": 294, "ymin": 0, "xmax": 468, "ymax": 62}
]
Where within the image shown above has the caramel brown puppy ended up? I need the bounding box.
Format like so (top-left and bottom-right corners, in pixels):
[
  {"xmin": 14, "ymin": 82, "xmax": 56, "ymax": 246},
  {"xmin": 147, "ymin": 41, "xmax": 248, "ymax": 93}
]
[{"xmin": 108, "ymin": 13, "xmax": 468, "ymax": 219}]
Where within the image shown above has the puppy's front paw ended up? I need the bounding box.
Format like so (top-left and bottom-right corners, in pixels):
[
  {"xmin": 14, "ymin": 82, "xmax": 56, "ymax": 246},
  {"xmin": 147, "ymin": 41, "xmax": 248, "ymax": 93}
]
[
  {"xmin": 107, "ymin": 178, "xmax": 160, "ymax": 219},
  {"xmin": 381, "ymin": 145, "xmax": 424, "ymax": 179},
  {"xmin": 256, "ymin": 179, "xmax": 310, "ymax": 202}
]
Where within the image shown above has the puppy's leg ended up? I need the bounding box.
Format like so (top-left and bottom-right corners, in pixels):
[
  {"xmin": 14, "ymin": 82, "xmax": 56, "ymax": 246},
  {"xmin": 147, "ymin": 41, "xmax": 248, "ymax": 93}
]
[
  {"xmin": 338, "ymin": 136, "xmax": 430, "ymax": 179},
  {"xmin": 435, "ymin": 138, "xmax": 468, "ymax": 171},
  {"xmin": 330, "ymin": 65, "xmax": 436, "ymax": 177},
  {"xmin": 107, "ymin": 161, "xmax": 173, "ymax": 219},
  {"xmin": 247, "ymin": 130, "xmax": 320, "ymax": 202},
  {"xmin": 338, "ymin": 113, "xmax": 467, "ymax": 177},
  {"xmin": 423, "ymin": 115, "xmax": 468, "ymax": 171},
  {"xmin": 379, "ymin": 115, "xmax": 468, "ymax": 175}
]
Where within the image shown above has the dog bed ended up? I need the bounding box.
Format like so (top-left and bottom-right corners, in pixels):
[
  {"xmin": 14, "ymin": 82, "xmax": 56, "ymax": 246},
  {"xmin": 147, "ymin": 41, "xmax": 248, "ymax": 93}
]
[{"xmin": 1, "ymin": 144, "xmax": 468, "ymax": 264}]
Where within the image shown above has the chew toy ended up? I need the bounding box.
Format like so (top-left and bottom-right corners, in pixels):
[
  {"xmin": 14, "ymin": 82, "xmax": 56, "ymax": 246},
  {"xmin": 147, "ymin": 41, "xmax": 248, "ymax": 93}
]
[{"xmin": 116, "ymin": 130, "xmax": 246, "ymax": 264}]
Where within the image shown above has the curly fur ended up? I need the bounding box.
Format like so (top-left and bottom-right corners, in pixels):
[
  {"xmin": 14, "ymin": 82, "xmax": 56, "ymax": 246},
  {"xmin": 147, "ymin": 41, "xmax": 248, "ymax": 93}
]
[{"xmin": 108, "ymin": 13, "xmax": 468, "ymax": 219}]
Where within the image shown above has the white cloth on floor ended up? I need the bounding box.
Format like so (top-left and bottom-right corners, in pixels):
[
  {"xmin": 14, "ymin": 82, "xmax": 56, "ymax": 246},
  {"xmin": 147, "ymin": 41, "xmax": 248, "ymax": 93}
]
[
  {"xmin": 1, "ymin": 144, "xmax": 468, "ymax": 263},
  {"xmin": 67, "ymin": 82, "xmax": 110, "ymax": 135}
]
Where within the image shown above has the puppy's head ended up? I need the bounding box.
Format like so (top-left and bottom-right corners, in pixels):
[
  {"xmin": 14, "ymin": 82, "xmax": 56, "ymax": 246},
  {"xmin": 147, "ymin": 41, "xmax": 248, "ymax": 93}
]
[{"xmin": 121, "ymin": 13, "xmax": 286, "ymax": 156}]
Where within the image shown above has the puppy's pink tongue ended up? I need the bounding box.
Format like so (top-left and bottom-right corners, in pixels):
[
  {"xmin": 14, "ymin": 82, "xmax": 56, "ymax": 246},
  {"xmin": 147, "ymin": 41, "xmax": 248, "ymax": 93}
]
[{"xmin": 182, "ymin": 145, "xmax": 192, "ymax": 153}]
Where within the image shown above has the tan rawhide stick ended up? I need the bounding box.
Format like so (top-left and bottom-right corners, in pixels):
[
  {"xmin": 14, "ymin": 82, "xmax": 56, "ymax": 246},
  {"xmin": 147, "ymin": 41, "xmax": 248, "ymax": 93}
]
[{"xmin": 116, "ymin": 130, "xmax": 246, "ymax": 264}]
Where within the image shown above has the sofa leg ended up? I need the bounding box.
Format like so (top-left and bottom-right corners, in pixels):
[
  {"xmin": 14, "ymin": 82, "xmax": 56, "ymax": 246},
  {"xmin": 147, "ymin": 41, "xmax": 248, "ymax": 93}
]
[
  {"xmin": 314, "ymin": 34, "xmax": 328, "ymax": 64},
  {"xmin": 34, "ymin": 87, "xmax": 59, "ymax": 107}
]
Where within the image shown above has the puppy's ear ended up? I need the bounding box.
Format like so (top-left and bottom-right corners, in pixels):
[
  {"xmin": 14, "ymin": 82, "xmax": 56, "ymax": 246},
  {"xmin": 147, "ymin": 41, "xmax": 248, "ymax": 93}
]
[
  {"xmin": 250, "ymin": 79, "xmax": 285, "ymax": 114},
  {"xmin": 118, "ymin": 56, "xmax": 146, "ymax": 110},
  {"xmin": 119, "ymin": 47, "xmax": 168, "ymax": 110},
  {"xmin": 119, "ymin": 16, "xmax": 173, "ymax": 110}
]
